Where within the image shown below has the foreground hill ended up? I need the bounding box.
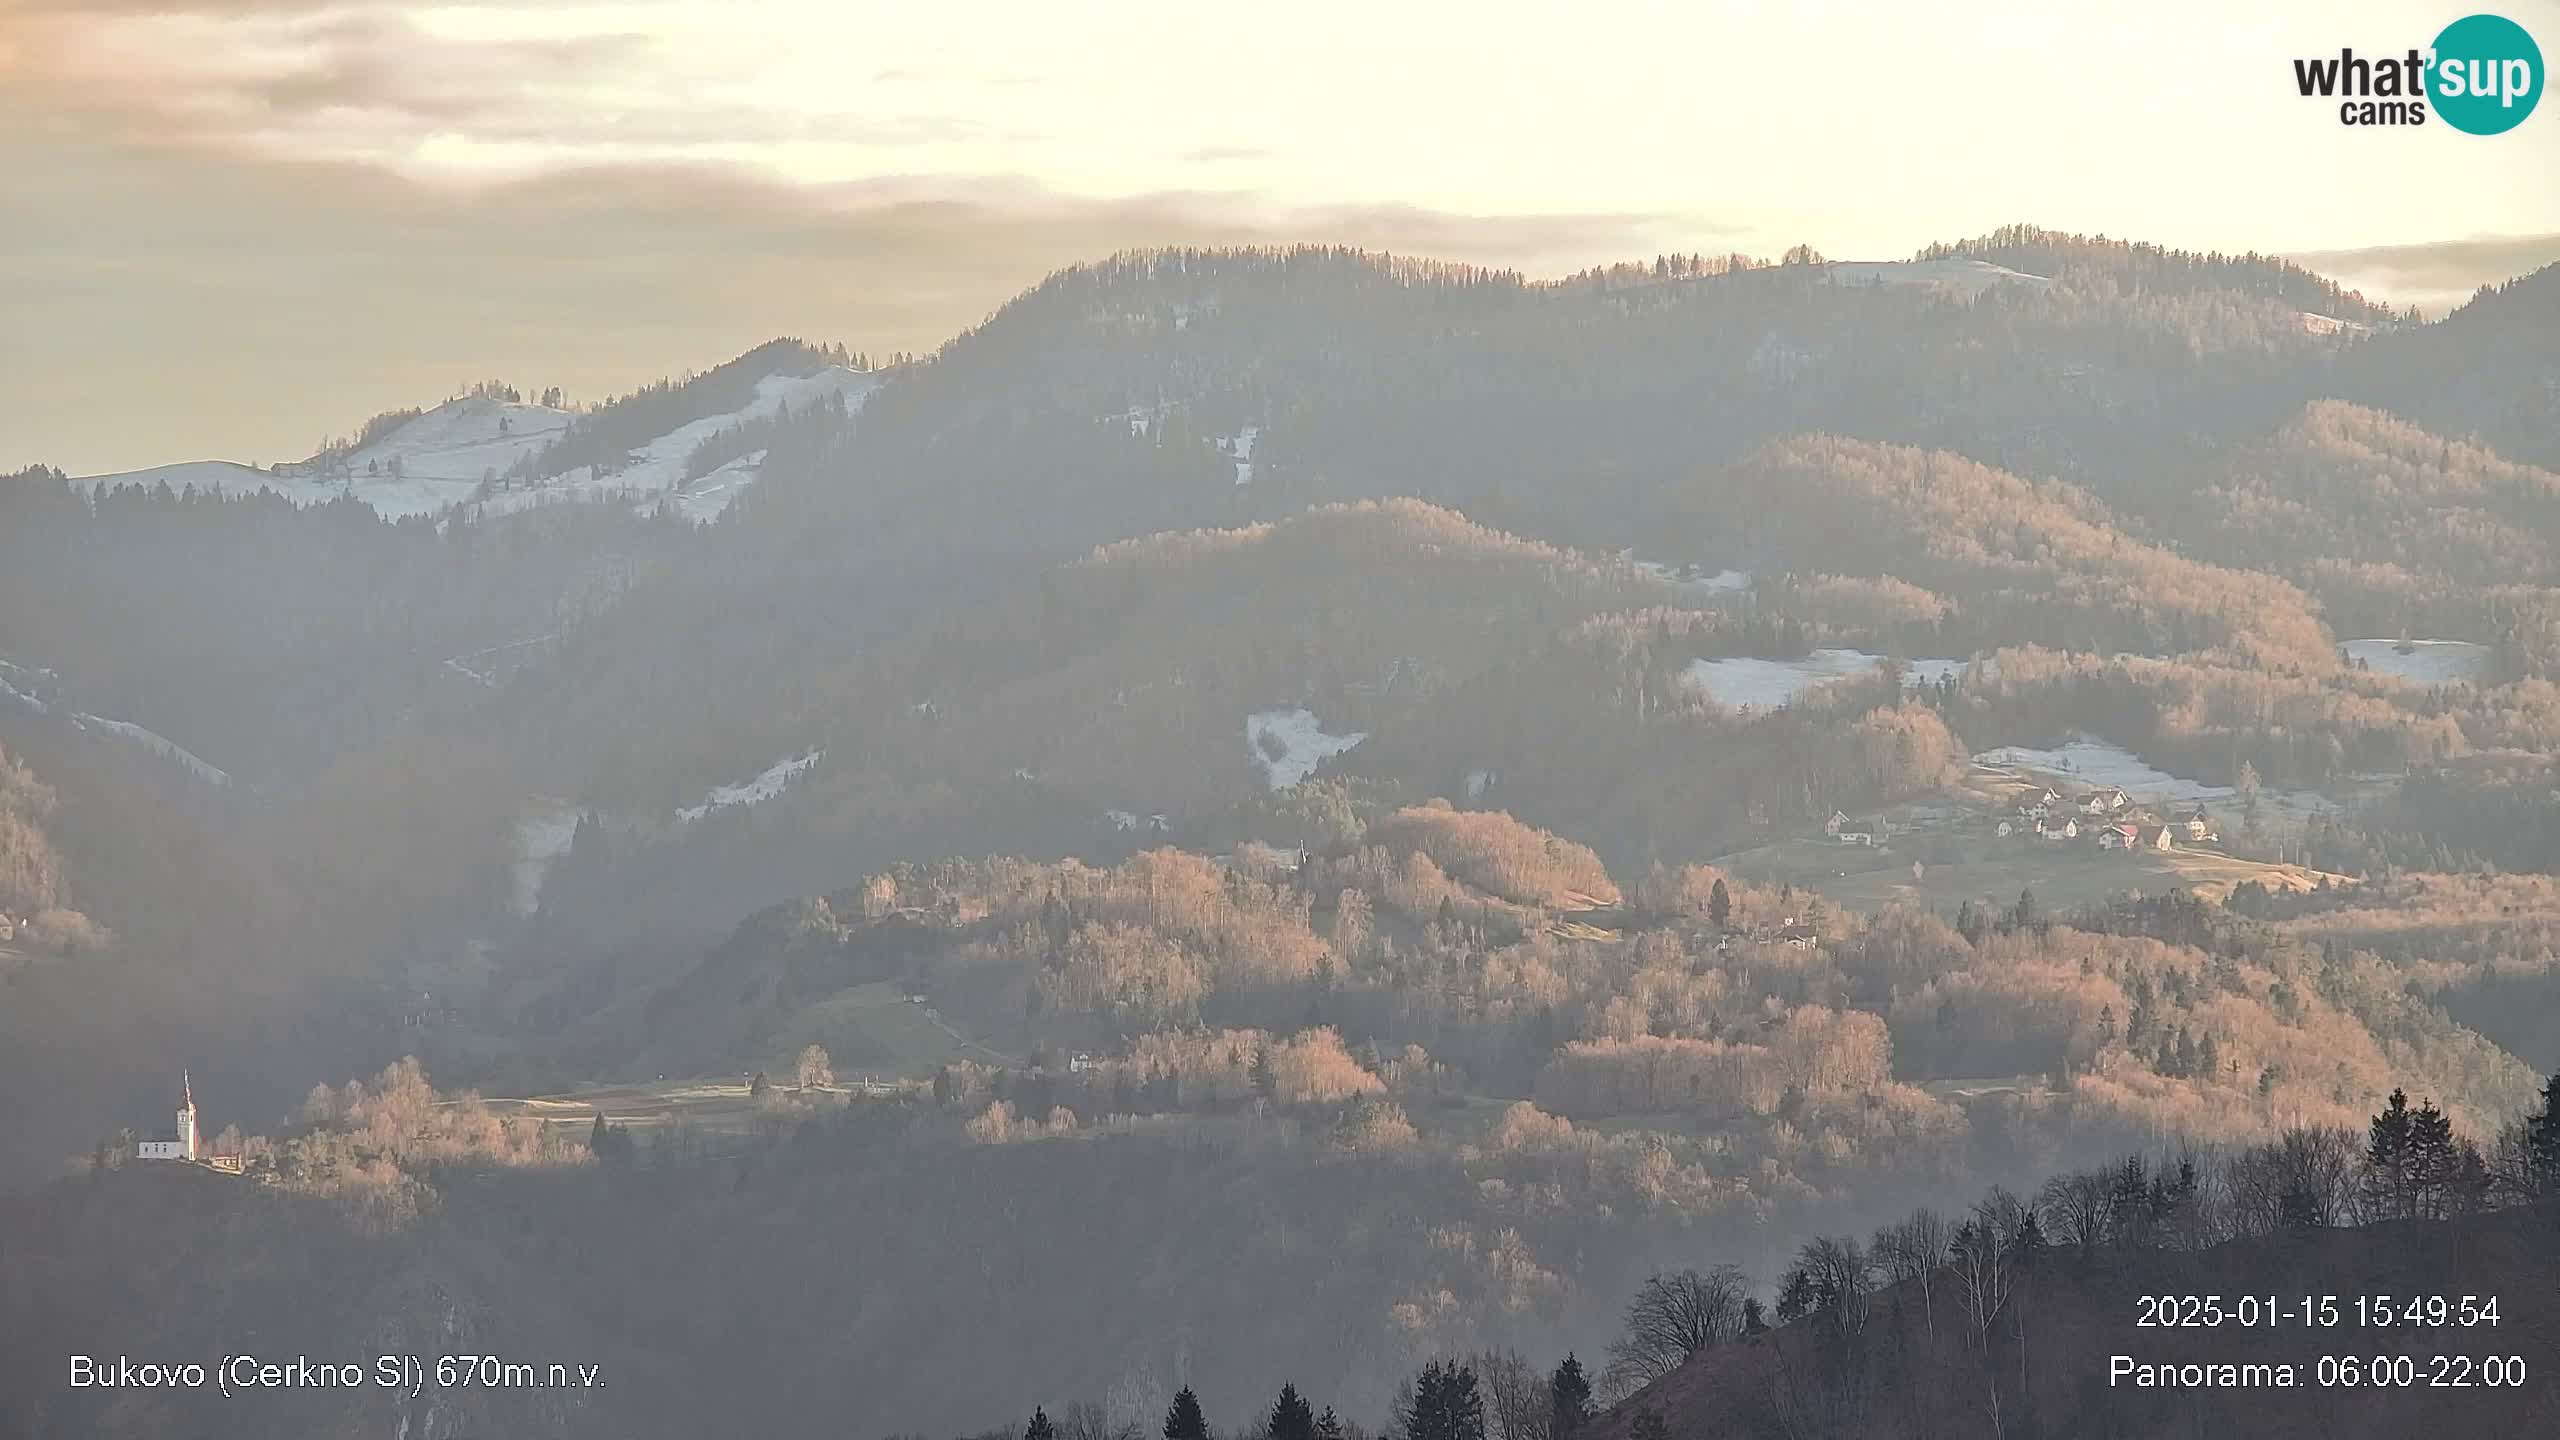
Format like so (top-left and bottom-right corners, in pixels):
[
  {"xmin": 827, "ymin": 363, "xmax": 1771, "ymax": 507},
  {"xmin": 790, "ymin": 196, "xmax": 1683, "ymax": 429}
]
[{"xmin": 1587, "ymin": 1204, "xmax": 2559, "ymax": 1439}]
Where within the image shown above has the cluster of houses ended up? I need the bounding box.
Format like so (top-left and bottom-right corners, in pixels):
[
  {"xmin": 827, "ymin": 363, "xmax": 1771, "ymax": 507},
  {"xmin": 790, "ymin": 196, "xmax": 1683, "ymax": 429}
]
[
  {"xmin": 1822, "ymin": 812, "xmax": 1897, "ymax": 847},
  {"xmin": 1821, "ymin": 787, "xmax": 2220, "ymax": 861},
  {"xmin": 1712, "ymin": 918, "xmax": 1822, "ymax": 954},
  {"xmin": 1989, "ymin": 786, "xmax": 2218, "ymax": 853}
]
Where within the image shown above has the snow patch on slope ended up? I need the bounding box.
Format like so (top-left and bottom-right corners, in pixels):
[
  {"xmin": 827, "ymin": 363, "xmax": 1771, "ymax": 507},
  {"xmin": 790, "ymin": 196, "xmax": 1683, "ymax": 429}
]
[
  {"xmin": 1628, "ymin": 555, "xmax": 1753, "ymax": 598},
  {"xmin": 1245, "ymin": 709, "xmax": 1364, "ymax": 789},
  {"xmin": 1223, "ymin": 425, "xmax": 1260, "ymax": 486},
  {"xmin": 74, "ymin": 366, "xmax": 880, "ymax": 524},
  {"xmin": 70, "ymin": 715, "xmax": 229, "ymax": 785},
  {"xmin": 1682, "ymin": 651, "xmax": 1985, "ymax": 709},
  {"xmin": 0, "ymin": 656, "xmax": 227, "ymax": 784},
  {"xmin": 676, "ymin": 751, "xmax": 823, "ymax": 823},
  {"xmin": 511, "ymin": 801, "xmax": 583, "ymax": 916},
  {"xmin": 1973, "ymin": 735, "xmax": 2343, "ymax": 821},
  {"xmin": 2343, "ymin": 639, "xmax": 2492, "ymax": 686}
]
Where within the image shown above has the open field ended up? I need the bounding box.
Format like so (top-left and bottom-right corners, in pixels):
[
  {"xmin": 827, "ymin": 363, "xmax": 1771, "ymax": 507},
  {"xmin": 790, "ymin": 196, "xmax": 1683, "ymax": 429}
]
[
  {"xmin": 468, "ymin": 1073, "xmax": 921, "ymax": 1135},
  {"xmin": 765, "ymin": 979, "xmax": 997, "ymax": 1076}
]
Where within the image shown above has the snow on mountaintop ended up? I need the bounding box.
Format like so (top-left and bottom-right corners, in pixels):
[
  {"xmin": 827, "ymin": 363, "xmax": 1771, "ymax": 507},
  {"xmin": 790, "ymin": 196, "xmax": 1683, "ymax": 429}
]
[
  {"xmin": 341, "ymin": 396, "xmax": 573, "ymax": 483},
  {"xmin": 73, "ymin": 365, "xmax": 880, "ymax": 524}
]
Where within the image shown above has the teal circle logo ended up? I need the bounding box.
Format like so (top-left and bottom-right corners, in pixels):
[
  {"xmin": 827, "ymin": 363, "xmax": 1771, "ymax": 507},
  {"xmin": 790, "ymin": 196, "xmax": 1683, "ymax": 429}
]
[{"xmin": 2431, "ymin": 14, "xmax": 2543, "ymax": 134}]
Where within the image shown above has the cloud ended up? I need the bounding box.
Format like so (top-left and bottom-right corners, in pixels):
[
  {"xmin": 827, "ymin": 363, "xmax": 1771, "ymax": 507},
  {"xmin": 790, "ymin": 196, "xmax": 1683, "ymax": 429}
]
[
  {"xmin": 2288, "ymin": 233, "xmax": 2560, "ymax": 311},
  {"xmin": 0, "ymin": 1, "xmax": 992, "ymax": 170}
]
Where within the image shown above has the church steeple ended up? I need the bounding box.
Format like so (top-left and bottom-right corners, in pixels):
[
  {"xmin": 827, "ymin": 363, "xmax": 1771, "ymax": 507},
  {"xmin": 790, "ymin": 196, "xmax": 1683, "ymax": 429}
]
[{"xmin": 178, "ymin": 1070, "xmax": 198, "ymax": 1161}]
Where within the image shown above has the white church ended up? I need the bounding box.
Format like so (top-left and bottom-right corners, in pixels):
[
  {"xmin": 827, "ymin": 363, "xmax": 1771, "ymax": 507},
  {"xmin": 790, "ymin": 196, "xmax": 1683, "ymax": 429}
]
[{"xmin": 135, "ymin": 1072, "xmax": 199, "ymax": 1162}]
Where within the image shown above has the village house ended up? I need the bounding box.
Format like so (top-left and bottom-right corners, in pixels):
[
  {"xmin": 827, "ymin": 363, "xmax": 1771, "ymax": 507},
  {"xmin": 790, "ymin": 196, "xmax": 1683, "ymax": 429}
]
[
  {"xmin": 2037, "ymin": 816, "xmax": 2079, "ymax": 842},
  {"xmin": 2136, "ymin": 823, "xmax": 2175, "ymax": 851},
  {"xmin": 2079, "ymin": 787, "xmax": 2131, "ymax": 816},
  {"xmin": 2180, "ymin": 807, "xmax": 2218, "ymax": 843},
  {"xmin": 2097, "ymin": 822, "xmax": 2139, "ymax": 850}
]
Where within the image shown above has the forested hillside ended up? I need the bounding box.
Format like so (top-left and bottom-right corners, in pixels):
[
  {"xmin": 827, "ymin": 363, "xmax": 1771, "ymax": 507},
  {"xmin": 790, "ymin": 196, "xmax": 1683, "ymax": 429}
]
[{"xmin": 2, "ymin": 226, "xmax": 2556, "ymax": 1439}]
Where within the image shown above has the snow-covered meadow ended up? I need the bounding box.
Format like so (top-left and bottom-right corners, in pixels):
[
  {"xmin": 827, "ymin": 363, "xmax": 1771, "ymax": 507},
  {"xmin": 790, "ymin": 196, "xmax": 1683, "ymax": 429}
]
[
  {"xmin": 1681, "ymin": 651, "xmax": 1987, "ymax": 709},
  {"xmin": 2342, "ymin": 639, "xmax": 2494, "ymax": 686},
  {"xmin": 77, "ymin": 367, "xmax": 879, "ymax": 525}
]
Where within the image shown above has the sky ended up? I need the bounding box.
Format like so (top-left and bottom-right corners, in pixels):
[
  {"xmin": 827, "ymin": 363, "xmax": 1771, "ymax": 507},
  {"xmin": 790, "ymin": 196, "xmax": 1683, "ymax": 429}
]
[{"xmin": 6, "ymin": 0, "xmax": 2559, "ymax": 474}]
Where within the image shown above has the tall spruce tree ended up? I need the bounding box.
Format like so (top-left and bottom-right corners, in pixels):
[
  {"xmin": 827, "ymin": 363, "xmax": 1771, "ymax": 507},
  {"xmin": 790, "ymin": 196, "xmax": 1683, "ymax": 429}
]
[
  {"xmin": 1025, "ymin": 1407, "xmax": 1056, "ymax": 1440},
  {"xmin": 1267, "ymin": 1383, "xmax": 1316, "ymax": 1440},
  {"xmin": 1549, "ymin": 1352, "xmax": 1592, "ymax": 1438},
  {"xmin": 1402, "ymin": 1360, "xmax": 1485, "ymax": 1440},
  {"xmin": 2368, "ymin": 1087, "xmax": 2416, "ymax": 1219},
  {"xmin": 2408, "ymin": 1097, "xmax": 2458, "ymax": 1219},
  {"xmin": 2525, "ymin": 1072, "xmax": 2560, "ymax": 1193},
  {"xmin": 1163, "ymin": 1387, "xmax": 1209, "ymax": 1440}
]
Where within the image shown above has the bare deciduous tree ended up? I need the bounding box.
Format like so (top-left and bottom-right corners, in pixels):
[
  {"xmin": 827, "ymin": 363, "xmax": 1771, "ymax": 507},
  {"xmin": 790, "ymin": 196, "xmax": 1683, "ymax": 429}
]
[
  {"xmin": 1604, "ymin": 1264, "xmax": 1747, "ymax": 1396},
  {"xmin": 1470, "ymin": 1346, "xmax": 1545, "ymax": 1440}
]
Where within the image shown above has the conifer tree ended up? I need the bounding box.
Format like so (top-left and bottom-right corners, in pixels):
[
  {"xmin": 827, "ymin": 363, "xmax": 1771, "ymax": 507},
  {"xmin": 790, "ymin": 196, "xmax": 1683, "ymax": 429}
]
[
  {"xmin": 1548, "ymin": 1352, "xmax": 1592, "ymax": 1439},
  {"xmin": 2525, "ymin": 1072, "xmax": 2560, "ymax": 1193},
  {"xmin": 2368, "ymin": 1087, "xmax": 2415, "ymax": 1219},
  {"xmin": 1025, "ymin": 1407, "xmax": 1056, "ymax": 1440},
  {"xmin": 1401, "ymin": 1360, "xmax": 1484, "ymax": 1440},
  {"xmin": 1314, "ymin": 1407, "xmax": 1345, "ymax": 1440},
  {"xmin": 1708, "ymin": 878, "xmax": 1732, "ymax": 930},
  {"xmin": 1267, "ymin": 1382, "xmax": 1316, "ymax": 1440},
  {"xmin": 1163, "ymin": 1386, "xmax": 1209, "ymax": 1440},
  {"xmin": 2408, "ymin": 1097, "xmax": 2458, "ymax": 1219}
]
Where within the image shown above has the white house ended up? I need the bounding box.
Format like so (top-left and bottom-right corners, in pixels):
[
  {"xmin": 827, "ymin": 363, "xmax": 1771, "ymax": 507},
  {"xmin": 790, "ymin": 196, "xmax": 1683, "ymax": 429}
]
[{"xmin": 2080, "ymin": 787, "xmax": 2131, "ymax": 816}]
